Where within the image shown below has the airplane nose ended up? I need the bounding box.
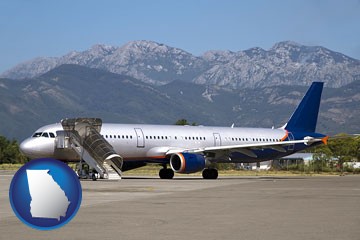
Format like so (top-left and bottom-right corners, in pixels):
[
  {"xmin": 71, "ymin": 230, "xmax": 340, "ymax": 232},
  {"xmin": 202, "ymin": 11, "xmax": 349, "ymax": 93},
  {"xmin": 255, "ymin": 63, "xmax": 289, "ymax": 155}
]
[
  {"xmin": 19, "ymin": 138, "xmax": 40, "ymax": 158},
  {"xmin": 19, "ymin": 138, "xmax": 33, "ymax": 156},
  {"xmin": 19, "ymin": 137, "xmax": 55, "ymax": 159}
]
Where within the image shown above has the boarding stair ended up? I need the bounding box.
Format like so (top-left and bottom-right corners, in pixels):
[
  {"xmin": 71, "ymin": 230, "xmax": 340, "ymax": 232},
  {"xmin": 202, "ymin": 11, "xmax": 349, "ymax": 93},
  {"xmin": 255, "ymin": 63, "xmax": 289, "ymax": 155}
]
[{"xmin": 55, "ymin": 118, "xmax": 123, "ymax": 180}]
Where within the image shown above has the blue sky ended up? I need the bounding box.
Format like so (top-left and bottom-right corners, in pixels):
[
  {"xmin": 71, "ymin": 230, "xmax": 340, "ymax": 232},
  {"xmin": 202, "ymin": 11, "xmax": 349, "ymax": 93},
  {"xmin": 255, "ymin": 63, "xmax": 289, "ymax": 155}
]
[{"xmin": 1, "ymin": 0, "xmax": 359, "ymax": 73}]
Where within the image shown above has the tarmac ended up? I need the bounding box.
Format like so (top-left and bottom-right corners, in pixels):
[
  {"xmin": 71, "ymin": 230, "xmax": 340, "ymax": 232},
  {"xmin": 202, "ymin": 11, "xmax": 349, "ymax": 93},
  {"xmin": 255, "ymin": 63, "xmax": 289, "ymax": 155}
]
[{"xmin": 0, "ymin": 172, "xmax": 359, "ymax": 240}]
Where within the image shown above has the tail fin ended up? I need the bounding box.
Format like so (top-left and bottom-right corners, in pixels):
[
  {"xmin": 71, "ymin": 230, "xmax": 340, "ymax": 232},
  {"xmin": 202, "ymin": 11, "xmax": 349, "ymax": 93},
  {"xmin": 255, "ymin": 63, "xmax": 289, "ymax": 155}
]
[{"xmin": 284, "ymin": 82, "xmax": 324, "ymax": 133}]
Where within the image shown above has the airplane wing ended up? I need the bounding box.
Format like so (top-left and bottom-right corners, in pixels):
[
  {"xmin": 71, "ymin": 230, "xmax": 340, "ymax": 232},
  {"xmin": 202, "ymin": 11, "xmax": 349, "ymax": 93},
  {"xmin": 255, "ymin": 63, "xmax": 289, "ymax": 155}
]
[{"xmin": 166, "ymin": 137, "xmax": 326, "ymax": 158}]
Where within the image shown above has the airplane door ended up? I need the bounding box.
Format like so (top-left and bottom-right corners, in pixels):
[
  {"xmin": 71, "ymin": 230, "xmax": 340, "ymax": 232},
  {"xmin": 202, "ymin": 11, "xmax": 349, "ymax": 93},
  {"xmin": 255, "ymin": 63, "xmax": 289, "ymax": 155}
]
[
  {"xmin": 134, "ymin": 128, "xmax": 145, "ymax": 148},
  {"xmin": 213, "ymin": 133, "xmax": 221, "ymax": 146}
]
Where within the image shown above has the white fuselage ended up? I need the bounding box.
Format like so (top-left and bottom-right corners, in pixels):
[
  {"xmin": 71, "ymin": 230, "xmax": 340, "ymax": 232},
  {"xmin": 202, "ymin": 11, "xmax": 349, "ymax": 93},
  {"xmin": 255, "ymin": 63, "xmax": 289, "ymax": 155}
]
[
  {"xmin": 20, "ymin": 122, "xmax": 288, "ymax": 163},
  {"xmin": 102, "ymin": 124, "xmax": 287, "ymax": 158}
]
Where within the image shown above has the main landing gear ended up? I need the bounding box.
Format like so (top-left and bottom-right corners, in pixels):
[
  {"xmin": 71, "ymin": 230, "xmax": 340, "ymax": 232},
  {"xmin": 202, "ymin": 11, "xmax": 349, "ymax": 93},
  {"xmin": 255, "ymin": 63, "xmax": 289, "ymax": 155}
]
[
  {"xmin": 159, "ymin": 168, "xmax": 174, "ymax": 179},
  {"xmin": 158, "ymin": 166, "xmax": 218, "ymax": 180},
  {"xmin": 202, "ymin": 168, "xmax": 218, "ymax": 179}
]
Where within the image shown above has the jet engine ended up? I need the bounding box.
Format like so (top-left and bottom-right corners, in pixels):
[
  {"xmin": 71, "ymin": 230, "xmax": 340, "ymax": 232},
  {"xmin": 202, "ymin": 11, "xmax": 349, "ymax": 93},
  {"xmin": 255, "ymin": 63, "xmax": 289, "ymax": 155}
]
[{"xmin": 169, "ymin": 153, "xmax": 206, "ymax": 174}]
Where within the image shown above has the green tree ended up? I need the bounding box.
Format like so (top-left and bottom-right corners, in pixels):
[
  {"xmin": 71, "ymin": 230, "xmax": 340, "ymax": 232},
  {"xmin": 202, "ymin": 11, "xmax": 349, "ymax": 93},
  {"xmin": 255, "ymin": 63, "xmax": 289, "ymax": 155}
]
[
  {"xmin": 0, "ymin": 136, "xmax": 28, "ymax": 164},
  {"xmin": 175, "ymin": 119, "xmax": 197, "ymax": 126},
  {"xmin": 355, "ymin": 136, "xmax": 360, "ymax": 161},
  {"xmin": 327, "ymin": 134, "xmax": 358, "ymax": 171},
  {"xmin": 311, "ymin": 134, "xmax": 360, "ymax": 172}
]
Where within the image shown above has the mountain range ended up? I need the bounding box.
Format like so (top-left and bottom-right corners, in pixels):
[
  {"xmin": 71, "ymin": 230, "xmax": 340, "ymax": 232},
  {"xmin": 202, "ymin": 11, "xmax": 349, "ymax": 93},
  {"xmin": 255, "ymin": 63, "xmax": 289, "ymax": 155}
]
[
  {"xmin": 1, "ymin": 41, "xmax": 359, "ymax": 89},
  {"xmin": 1, "ymin": 63, "xmax": 359, "ymax": 141}
]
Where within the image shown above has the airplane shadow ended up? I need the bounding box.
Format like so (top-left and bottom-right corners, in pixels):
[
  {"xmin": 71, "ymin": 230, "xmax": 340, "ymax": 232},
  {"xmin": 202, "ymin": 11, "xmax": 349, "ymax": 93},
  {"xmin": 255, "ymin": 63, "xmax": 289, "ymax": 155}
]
[{"xmin": 120, "ymin": 176, "xmax": 306, "ymax": 180}]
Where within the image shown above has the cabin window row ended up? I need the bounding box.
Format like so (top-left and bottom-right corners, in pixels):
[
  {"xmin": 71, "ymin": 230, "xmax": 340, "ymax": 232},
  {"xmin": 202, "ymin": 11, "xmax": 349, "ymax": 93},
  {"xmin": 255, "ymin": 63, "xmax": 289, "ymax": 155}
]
[
  {"xmin": 146, "ymin": 136, "xmax": 169, "ymax": 140},
  {"xmin": 145, "ymin": 136, "xmax": 206, "ymax": 141},
  {"xmin": 103, "ymin": 135, "xmax": 133, "ymax": 139},
  {"xmin": 227, "ymin": 137, "xmax": 281, "ymax": 142},
  {"xmin": 102, "ymin": 134, "xmax": 207, "ymax": 141},
  {"xmin": 183, "ymin": 136, "xmax": 206, "ymax": 141}
]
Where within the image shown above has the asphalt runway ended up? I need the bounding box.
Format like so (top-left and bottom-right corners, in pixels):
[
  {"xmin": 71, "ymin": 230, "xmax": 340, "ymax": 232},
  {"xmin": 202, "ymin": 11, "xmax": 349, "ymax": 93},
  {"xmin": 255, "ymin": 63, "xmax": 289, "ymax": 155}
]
[{"xmin": 1, "ymin": 172, "xmax": 359, "ymax": 240}]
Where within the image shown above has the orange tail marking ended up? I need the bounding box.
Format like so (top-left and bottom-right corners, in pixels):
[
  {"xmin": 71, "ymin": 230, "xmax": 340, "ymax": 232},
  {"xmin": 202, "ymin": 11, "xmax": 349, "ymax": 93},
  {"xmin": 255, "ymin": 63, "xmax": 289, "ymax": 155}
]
[
  {"xmin": 322, "ymin": 136, "xmax": 329, "ymax": 145},
  {"xmin": 281, "ymin": 131, "xmax": 289, "ymax": 141}
]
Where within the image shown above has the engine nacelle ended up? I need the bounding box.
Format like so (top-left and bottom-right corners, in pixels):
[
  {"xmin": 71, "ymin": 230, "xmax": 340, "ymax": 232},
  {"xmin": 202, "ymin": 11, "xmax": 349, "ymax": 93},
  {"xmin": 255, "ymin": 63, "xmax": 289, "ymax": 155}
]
[{"xmin": 170, "ymin": 153, "xmax": 206, "ymax": 174}]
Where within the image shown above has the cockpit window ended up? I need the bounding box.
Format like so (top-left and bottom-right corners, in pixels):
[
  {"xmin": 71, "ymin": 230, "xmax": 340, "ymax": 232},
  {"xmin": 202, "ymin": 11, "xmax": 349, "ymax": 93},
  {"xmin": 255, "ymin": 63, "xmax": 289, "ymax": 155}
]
[
  {"xmin": 32, "ymin": 132, "xmax": 42, "ymax": 137},
  {"xmin": 32, "ymin": 132, "xmax": 56, "ymax": 138},
  {"xmin": 42, "ymin": 132, "xmax": 49, "ymax": 138}
]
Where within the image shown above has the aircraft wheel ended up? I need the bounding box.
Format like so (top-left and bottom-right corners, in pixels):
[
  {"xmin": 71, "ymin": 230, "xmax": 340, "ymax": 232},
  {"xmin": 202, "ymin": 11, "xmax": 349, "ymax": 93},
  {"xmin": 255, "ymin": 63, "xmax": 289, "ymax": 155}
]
[
  {"xmin": 91, "ymin": 173, "xmax": 97, "ymax": 181},
  {"xmin": 210, "ymin": 168, "xmax": 218, "ymax": 179},
  {"xmin": 159, "ymin": 168, "xmax": 174, "ymax": 179},
  {"xmin": 202, "ymin": 169, "xmax": 210, "ymax": 179},
  {"xmin": 202, "ymin": 168, "xmax": 218, "ymax": 179}
]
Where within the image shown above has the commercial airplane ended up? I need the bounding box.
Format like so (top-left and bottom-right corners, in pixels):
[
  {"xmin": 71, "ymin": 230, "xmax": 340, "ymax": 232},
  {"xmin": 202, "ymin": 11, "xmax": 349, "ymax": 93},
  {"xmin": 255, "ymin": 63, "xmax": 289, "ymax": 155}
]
[{"xmin": 20, "ymin": 82, "xmax": 328, "ymax": 179}]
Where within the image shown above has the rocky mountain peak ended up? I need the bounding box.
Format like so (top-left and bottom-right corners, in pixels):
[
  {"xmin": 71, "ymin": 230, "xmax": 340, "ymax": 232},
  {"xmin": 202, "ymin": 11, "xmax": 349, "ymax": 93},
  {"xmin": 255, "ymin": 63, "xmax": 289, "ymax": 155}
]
[
  {"xmin": 271, "ymin": 41, "xmax": 302, "ymax": 50},
  {"xmin": 122, "ymin": 40, "xmax": 168, "ymax": 52},
  {"xmin": 89, "ymin": 44, "xmax": 117, "ymax": 55},
  {"xmin": 201, "ymin": 50, "xmax": 236, "ymax": 63},
  {"xmin": 1, "ymin": 40, "xmax": 359, "ymax": 89}
]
